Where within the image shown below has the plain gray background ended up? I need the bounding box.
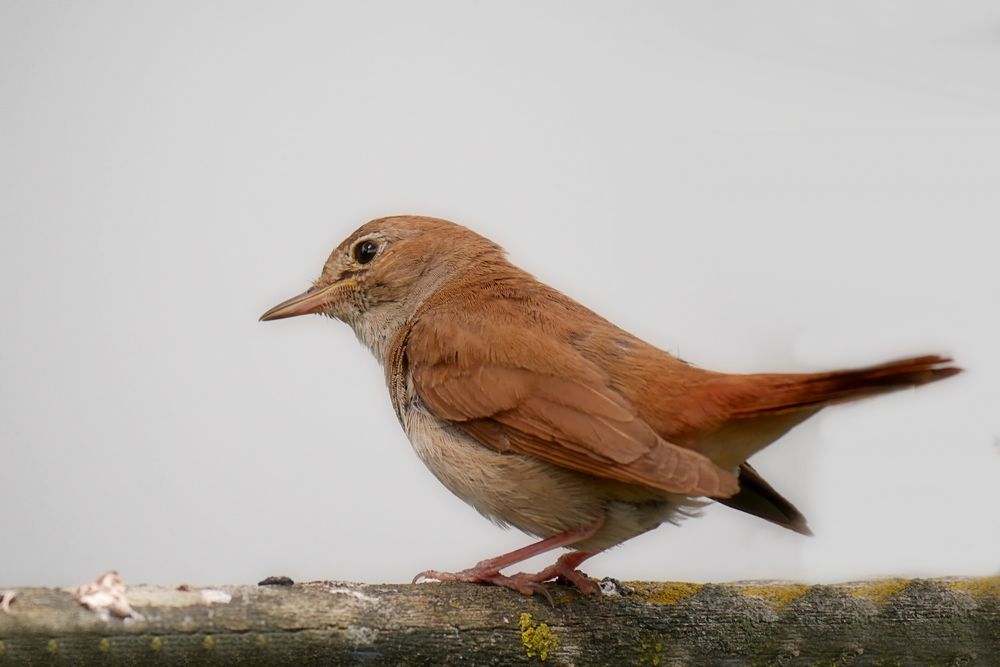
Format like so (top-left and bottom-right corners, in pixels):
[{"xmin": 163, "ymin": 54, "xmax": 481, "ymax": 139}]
[{"xmin": 2, "ymin": 1, "xmax": 998, "ymax": 588}]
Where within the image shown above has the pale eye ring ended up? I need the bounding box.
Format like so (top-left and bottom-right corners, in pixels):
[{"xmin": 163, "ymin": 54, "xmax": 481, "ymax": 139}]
[{"xmin": 353, "ymin": 240, "xmax": 378, "ymax": 264}]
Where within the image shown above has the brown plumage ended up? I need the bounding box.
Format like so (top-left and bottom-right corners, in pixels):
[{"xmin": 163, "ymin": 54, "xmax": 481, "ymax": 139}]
[{"xmin": 261, "ymin": 215, "xmax": 960, "ymax": 599}]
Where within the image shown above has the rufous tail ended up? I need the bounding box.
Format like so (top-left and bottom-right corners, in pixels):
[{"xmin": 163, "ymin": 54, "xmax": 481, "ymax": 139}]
[
  {"xmin": 712, "ymin": 354, "xmax": 959, "ymax": 534},
  {"xmin": 733, "ymin": 354, "xmax": 961, "ymax": 418}
]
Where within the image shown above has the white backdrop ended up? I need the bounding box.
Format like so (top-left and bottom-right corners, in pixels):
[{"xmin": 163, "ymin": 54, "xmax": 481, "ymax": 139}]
[{"xmin": 1, "ymin": 1, "xmax": 998, "ymax": 588}]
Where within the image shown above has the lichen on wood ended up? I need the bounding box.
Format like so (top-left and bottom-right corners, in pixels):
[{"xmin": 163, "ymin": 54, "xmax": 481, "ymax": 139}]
[{"xmin": 0, "ymin": 577, "xmax": 996, "ymax": 665}]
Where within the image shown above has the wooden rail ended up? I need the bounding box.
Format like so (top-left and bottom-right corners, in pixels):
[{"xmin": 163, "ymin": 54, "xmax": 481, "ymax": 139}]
[{"xmin": 0, "ymin": 576, "xmax": 997, "ymax": 665}]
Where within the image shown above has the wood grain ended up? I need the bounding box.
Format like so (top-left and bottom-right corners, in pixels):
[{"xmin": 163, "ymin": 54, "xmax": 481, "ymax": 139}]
[{"xmin": 0, "ymin": 577, "xmax": 996, "ymax": 665}]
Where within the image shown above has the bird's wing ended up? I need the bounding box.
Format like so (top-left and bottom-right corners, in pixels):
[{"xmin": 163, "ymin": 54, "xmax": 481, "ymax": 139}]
[{"xmin": 405, "ymin": 311, "xmax": 738, "ymax": 498}]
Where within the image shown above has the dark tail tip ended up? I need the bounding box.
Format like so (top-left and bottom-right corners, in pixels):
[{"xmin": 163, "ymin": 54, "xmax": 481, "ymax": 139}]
[{"xmin": 856, "ymin": 354, "xmax": 962, "ymax": 389}]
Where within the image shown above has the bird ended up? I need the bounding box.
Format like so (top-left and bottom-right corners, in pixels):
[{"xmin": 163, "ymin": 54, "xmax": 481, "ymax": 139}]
[{"xmin": 260, "ymin": 215, "xmax": 960, "ymax": 600}]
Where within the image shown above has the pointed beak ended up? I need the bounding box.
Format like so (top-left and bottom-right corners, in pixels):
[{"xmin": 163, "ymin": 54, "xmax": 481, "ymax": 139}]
[{"xmin": 259, "ymin": 282, "xmax": 345, "ymax": 321}]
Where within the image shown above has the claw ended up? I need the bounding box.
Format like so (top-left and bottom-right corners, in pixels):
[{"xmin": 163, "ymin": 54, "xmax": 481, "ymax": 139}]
[
  {"xmin": 527, "ymin": 581, "xmax": 554, "ymax": 606},
  {"xmin": 410, "ymin": 566, "xmax": 558, "ymax": 603},
  {"xmin": 406, "ymin": 521, "xmax": 606, "ymax": 602},
  {"xmin": 410, "ymin": 558, "xmax": 600, "ymax": 603}
]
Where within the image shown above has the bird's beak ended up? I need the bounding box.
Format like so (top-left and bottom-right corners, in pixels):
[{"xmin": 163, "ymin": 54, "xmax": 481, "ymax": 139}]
[{"xmin": 259, "ymin": 282, "xmax": 350, "ymax": 321}]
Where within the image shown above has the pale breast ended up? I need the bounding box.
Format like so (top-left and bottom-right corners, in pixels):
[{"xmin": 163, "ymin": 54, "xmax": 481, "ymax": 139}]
[
  {"xmin": 403, "ymin": 403, "xmax": 607, "ymax": 538},
  {"xmin": 401, "ymin": 400, "xmax": 694, "ymax": 552}
]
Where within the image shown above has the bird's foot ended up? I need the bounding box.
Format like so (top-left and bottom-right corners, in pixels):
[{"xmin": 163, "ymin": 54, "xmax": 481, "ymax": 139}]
[
  {"xmin": 413, "ymin": 565, "xmax": 553, "ymax": 603},
  {"xmin": 508, "ymin": 551, "xmax": 601, "ymax": 596},
  {"xmin": 413, "ymin": 551, "xmax": 599, "ymax": 602},
  {"xmin": 553, "ymin": 569, "xmax": 601, "ymax": 596}
]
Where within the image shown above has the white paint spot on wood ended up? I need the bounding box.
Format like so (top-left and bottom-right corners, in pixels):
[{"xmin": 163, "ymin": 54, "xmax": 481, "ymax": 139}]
[
  {"xmin": 200, "ymin": 589, "xmax": 232, "ymax": 605},
  {"xmin": 326, "ymin": 586, "xmax": 377, "ymax": 603}
]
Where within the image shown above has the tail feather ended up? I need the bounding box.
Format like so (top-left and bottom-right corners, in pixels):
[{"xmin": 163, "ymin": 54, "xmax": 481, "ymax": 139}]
[
  {"xmin": 718, "ymin": 462, "xmax": 813, "ymax": 536},
  {"xmin": 692, "ymin": 354, "xmax": 961, "ymax": 469},
  {"xmin": 708, "ymin": 354, "xmax": 960, "ymax": 530},
  {"xmin": 733, "ymin": 354, "xmax": 961, "ymax": 418}
]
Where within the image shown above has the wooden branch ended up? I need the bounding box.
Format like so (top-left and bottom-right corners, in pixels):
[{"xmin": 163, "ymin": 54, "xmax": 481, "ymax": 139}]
[{"xmin": 0, "ymin": 577, "xmax": 996, "ymax": 665}]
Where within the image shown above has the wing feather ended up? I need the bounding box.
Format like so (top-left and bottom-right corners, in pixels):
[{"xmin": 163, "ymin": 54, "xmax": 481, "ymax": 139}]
[{"xmin": 407, "ymin": 314, "xmax": 738, "ymax": 498}]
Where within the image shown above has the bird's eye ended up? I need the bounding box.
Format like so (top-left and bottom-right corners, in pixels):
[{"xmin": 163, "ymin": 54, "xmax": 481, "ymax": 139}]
[{"xmin": 353, "ymin": 240, "xmax": 379, "ymax": 264}]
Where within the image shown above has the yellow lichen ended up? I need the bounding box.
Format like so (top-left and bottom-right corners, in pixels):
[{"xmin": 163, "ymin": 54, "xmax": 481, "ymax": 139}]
[
  {"xmin": 47, "ymin": 639, "xmax": 58, "ymax": 654},
  {"xmin": 519, "ymin": 612, "xmax": 560, "ymax": 661},
  {"xmin": 946, "ymin": 576, "xmax": 1000, "ymax": 599},
  {"xmin": 255, "ymin": 634, "xmax": 267, "ymax": 649},
  {"xmin": 628, "ymin": 581, "xmax": 703, "ymax": 605},
  {"xmin": 738, "ymin": 584, "xmax": 811, "ymax": 610},
  {"xmin": 202, "ymin": 635, "xmax": 215, "ymax": 650},
  {"xmin": 98, "ymin": 637, "xmax": 110, "ymax": 653},
  {"xmin": 150, "ymin": 636, "xmax": 162, "ymax": 652},
  {"xmin": 638, "ymin": 639, "xmax": 664, "ymax": 665},
  {"xmin": 849, "ymin": 579, "xmax": 910, "ymax": 604}
]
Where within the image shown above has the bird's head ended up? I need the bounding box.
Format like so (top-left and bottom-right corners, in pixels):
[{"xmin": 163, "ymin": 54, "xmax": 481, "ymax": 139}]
[{"xmin": 260, "ymin": 215, "xmax": 502, "ymax": 327}]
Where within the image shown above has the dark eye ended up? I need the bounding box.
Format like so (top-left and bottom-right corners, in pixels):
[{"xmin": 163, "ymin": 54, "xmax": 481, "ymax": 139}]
[{"xmin": 353, "ymin": 240, "xmax": 378, "ymax": 264}]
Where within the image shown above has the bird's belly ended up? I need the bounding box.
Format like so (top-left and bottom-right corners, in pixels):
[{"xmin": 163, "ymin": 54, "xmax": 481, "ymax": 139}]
[{"xmin": 403, "ymin": 404, "xmax": 688, "ymax": 551}]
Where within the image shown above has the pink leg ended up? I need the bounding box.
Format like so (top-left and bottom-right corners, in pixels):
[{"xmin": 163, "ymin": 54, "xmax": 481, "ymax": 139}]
[
  {"xmin": 507, "ymin": 550, "xmax": 601, "ymax": 596},
  {"xmin": 413, "ymin": 518, "xmax": 603, "ymax": 602}
]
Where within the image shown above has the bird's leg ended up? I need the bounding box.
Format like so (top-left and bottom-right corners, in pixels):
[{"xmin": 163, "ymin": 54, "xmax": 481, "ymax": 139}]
[
  {"xmin": 413, "ymin": 518, "xmax": 603, "ymax": 601},
  {"xmin": 505, "ymin": 550, "xmax": 602, "ymax": 596}
]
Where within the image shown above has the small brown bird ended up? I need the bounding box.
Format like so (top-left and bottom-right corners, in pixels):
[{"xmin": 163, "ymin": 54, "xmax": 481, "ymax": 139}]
[{"xmin": 261, "ymin": 216, "xmax": 960, "ymax": 599}]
